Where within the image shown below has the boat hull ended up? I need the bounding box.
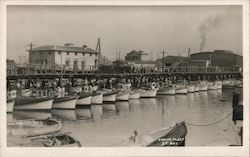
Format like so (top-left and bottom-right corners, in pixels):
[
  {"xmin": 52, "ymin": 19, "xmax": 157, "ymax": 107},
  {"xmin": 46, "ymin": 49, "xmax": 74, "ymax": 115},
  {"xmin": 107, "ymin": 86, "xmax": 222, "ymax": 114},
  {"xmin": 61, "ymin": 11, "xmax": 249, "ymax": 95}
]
[
  {"xmin": 194, "ymin": 84, "xmax": 200, "ymax": 92},
  {"xmin": 129, "ymin": 91, "xmax": 140, "ymax": 99},
  {"xmin": 7, "ymin": 118, "xmax": 62, "ymax": 137},
  {"xmin": 187, "ymin": 85, "xmax": 195, "ymax": 93},
  {"xmin": 199, "ymin": 82, "xmax": 208, "ymax": 91},
  {"xmin": 7, "ymin": 99, "xmax": 15, "ymax": 113},
  {"xmin": 14, "ymin": 98, "xmax": 53, "ymax": 110},
  {"xmin": 208, "ymin": 83, "xmax": 217, "ymax": 90},
  {"xmin": 140, "ymin": 89, "xmax": 157, "ymax": 98},
  {"xmin": 175, "ymin": 86, "xmax": 187, "ymax": 94},
  {"xmin": 91, "ymin": 93, "xmax": 103, "ymax": 104},
  {"xmin": 53, "ymin": 96, "xmax": 78, "ymax": 109},
  {"xmin": 116, "ymin": 91, "xmax": 130, "ymax": 101},
  {"xmin": 103, "ymin": 93, "xmax": 117, "ymax": 102},
  {"xmin": 77, "ymin": 96, "xmax": 92, "ymax": 106},
  {"xmin": 157, "ymin": 87, "xmax": 175, "ymax": 95},
  {"xmin": 147, "ymin": 122, "xmax": 187, "ymax": 147}
]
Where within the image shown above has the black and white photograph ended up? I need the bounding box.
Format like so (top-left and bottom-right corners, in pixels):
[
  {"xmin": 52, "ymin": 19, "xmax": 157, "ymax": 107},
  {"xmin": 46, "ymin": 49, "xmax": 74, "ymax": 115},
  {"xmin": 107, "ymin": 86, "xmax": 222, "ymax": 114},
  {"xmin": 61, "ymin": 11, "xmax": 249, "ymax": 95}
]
[{"xmin": 0, "ymin": 0, "xmax": 249, "ymax": 156}]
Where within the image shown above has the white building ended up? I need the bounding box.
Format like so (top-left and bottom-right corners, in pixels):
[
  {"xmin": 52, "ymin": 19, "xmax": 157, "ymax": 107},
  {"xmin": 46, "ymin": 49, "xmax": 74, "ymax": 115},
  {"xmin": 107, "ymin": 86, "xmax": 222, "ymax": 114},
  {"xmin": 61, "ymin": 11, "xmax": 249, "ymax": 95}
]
[{"xmin": 28, "ymin": 43, "xmax": 99, "ymax": 71}]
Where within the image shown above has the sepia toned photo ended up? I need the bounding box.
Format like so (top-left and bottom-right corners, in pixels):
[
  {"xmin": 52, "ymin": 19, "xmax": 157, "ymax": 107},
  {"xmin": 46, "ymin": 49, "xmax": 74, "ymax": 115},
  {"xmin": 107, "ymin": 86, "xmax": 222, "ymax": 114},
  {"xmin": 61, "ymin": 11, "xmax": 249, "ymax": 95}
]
[{"xmin": 1, "ymin": 0, "xmax": 249, "ymax": 156}]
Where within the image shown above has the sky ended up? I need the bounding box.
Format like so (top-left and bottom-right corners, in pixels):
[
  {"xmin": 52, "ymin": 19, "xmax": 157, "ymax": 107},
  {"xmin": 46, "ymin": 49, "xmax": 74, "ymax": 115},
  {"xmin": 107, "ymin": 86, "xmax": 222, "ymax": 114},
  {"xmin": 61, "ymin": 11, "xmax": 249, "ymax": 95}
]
[{"xmin": 7, "ymin": 5, "xmax": 242, "ymax": 63}]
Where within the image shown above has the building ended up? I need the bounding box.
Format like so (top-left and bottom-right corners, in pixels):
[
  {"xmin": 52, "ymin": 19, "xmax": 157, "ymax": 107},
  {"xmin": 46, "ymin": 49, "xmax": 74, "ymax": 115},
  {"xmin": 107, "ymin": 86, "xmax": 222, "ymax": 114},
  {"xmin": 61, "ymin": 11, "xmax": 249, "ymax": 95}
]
[
  {"xmin": 125, "ymin": 50, "xmax": 149, "ymax": 61},
  {"xmin": 190, "ymin": 50, "xmax": 243, "ymax": 68},
  {"xmin": 156, "ymin": 56, "xmax": 188, "ymax": 68},
  {"xmin": 28, "ymin": 43, "xmax": 99, "ymax": 71},
  {"xmin": 7, "ymin": 59, "xmax": 16, "ymax": 75}
]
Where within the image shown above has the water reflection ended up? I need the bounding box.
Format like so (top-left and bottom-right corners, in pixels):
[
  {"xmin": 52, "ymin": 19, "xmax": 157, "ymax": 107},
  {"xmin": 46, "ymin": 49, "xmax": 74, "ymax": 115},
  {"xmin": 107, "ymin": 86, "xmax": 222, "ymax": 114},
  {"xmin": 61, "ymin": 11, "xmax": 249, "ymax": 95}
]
[
  {"xmin": 116, "ymin": 101, "xmax": 129, "ymax": 113},
  {"xmin": 75, "ymin": 108, "xmax": 92, "ymax": 120},
  {"xmin": 175, "ymin": 95, "xmax": 187, "ymax": 107},
  {"xmin": 186, "ymin": 93, "xmax": 195, "ymax": 108},
  {"xmin": 128, "ymin": 99, "xmax": 140, "ymax": 111},
  {"xmin": 13, "ymin": 110, "xmax": 52, "ymax": 120},
  {"xmin": 90, "ymin": 105, "xmax": 103, "ymax": 121},
  {"xmin": 103, "ymin": 103, "xmax": 116, "ymax": 112},
  {"xmin": 52, "ymin": 109, "xmax": 77, "ymax": 121},
  {"xmin": 139, "ymin": 98, "xmax": 157, "ymax": 110}
]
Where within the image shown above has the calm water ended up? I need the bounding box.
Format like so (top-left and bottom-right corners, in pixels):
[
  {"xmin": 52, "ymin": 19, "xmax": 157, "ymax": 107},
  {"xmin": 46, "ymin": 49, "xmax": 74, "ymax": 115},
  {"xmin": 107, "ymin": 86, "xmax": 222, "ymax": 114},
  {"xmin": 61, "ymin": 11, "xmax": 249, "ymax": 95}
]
[{"xmin": 8, "ymin": 89, "xmax": 242, "ymax": 146}]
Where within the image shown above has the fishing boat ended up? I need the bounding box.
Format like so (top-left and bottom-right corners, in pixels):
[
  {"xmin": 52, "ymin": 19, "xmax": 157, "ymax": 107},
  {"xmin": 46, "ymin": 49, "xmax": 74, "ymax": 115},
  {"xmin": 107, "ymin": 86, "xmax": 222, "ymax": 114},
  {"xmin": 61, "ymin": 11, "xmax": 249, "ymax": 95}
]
[
  {"xmin": 22, "ymin": 89, "xmax": 32, "ymax": 97},
  {"xmin": 175, "ymin": 85, "xmax": 187, "ymax": 94},
  {"xmin": 120, "ymin": 121, "xmax": 187, "ymax": 147},
  {"xmin": 194, "ymin": 83, "xmax": 200, "ymax": 92},
  {"xmin": 116, "ymin": 90, "xmax": 130, "ymax": 101},
  {"xmin": 199, "ymin": 81, "xmax": 208, "ymax": 91},
  {"xmin": 215, "ymin": 81, "xmax": 222, "ymax": 89},
  {"xmin": 7, "ymin": 98, "xmax": 15, "ymax": 113},
  {"xmin": 53, "ymin": 95, "xmax": 79, "ymax": 109},
  {"xmin": 31, "ymin": 133, "xmax": 82, "ymax": 147},
  {"xmin": 7, "ymin": 118, "xmax": 62, "ymax": 137},
  {"xmin": 76, "ymin": 92, "xmax": 93, "ymax": 106},
  {"xmin": 140, "ymin": 89, "xmax": 157, "ymax": 98},
  {"xmin": 7, "ymin": 90, "xmax": 17, "ymax": 112},
  {"xmin": 14, "ymin": 96, "xmax": 54, "ymax": 110},
  {"xmin": 208, "ymin": 82, "xmax": 217, "ymax": 90},
  {"xmin": 129, "ymin": 90, "xmax": 140, "ymax": 99},
  {"xmin": 187, "ymin": 84, "xmax": 195, "ymax": 93},
  {"xmin": 91, "ymin": 92, "xmax": 103, "ymax": 104},
  {"xmin": 147, "ymin": 121, "xmax": 187, "ymax": 146},
  {"xmin": 102, "ymin": 90, "xmax": 118, "ymax": 102},
  {"xmin": 157, "ymin": 86, "xmax": 175, "ymax": 95}
]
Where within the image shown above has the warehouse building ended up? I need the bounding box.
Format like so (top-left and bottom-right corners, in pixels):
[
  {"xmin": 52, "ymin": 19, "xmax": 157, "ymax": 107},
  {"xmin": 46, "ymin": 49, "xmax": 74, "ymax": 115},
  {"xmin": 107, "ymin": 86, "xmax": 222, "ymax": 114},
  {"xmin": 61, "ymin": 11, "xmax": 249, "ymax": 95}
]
[
  {"xmin": 190, "ymin": 50, "xmax": 243, "ymax": 68},
  {"xmin": 28, "ymin": 43, "xmax": 99, "ymax": 71}
]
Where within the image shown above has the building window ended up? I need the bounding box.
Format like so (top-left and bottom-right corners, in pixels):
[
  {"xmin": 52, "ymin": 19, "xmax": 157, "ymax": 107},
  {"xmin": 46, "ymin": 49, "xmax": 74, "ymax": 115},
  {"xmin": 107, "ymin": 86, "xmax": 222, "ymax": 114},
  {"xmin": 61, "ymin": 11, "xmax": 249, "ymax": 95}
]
[
  {"xmin": 67, "ymin": 52, "xmax": 69, "ymax": 55},
  {"xmin": 58, "ymin": 51, "xmax": 61, "ymax": 55},
  {"xmin": 90, "ymin": 53, "xmax": 92, "ymax": 56},
  {"xmin": 82, "ymin": 53, "xmax": 85, "ymax": 56},
  {"xmin": 81, "ymin": 61, "xmax": 85, "ymax": 70},
  {"xmin": 75, "ymin": 52, "xmax": 77, "ymax": 56},
  {"xmin": 65, "ymin": 60, "xmax": 70, "ymax": 66},
  {"xmin": 73, "ymin": 60, "xmax": 78, "ymax": 70}
]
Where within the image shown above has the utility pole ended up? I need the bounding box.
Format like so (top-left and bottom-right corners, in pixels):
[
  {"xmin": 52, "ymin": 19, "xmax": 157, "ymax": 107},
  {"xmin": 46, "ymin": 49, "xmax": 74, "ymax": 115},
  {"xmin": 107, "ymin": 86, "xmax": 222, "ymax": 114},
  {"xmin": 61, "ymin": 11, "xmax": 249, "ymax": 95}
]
[
  {"xmin": 26, "ymin": 43, "xmax": 35, "ymax": 64},
  {"xmin": 160, "ymin": 51, "xmax": 168, "ymax": 72}
]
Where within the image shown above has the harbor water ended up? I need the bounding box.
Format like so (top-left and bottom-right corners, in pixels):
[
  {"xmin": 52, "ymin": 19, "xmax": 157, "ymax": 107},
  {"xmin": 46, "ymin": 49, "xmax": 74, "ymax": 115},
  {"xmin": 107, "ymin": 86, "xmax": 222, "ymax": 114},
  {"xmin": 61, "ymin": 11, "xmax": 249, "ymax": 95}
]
[{"xmin": 7, "ymin": 89, "xmax": 242, "ymax": 146}]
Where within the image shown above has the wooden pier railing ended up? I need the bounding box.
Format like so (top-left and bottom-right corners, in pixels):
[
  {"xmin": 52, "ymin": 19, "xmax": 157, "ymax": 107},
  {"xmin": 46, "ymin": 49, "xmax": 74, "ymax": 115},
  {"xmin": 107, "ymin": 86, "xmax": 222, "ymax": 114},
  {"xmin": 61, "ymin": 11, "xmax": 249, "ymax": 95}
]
[{"xmin": 7, "ymin": 63, "xmax": 242, "ymax": 80}]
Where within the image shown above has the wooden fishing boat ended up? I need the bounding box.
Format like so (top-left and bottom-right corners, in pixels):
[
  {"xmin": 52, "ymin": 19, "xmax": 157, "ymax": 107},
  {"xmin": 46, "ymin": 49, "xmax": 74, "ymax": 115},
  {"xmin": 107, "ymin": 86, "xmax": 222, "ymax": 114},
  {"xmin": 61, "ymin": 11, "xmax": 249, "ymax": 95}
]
[
  {"xmin": 7, "ymin": 118, "xmax": 62, "ymax": 137},
  {"xmin": 194, "ymin": 83, "xmax": 200, "ymax": 92},
  {"xmin": 129, "ymin": 90, "xmax": 140, "ymax": 99},
  {"xmin": 76, "ymin": 92, "xmax": 93, "ymax": 106},
  {"xmin": 199, "ymin": 81, "xmax": 208, "ymax": 91},
  {"xmin": 187, "ymin": 84, "xmax": 195, "ymax": 93},
  {"xmin": 157, "ymin": 86, "xmax": 175, "ymax": 95},
  {"xmin": 7, "ymin": 98, "xmax": 15, "ymax": 113},
  {"xmin": 102, "ymin": 90, "xmax": 118, "ymax": 102},
  {"xmin": 31, "ymin": 133, "xmax": 82, "ymax": 147},
  {"xmin": 208, "ymin": 82, "xmax": 217, "ymax": 90},
  {"xmin": 175, "ymin": 85, "xmax": 187, "ymax": 94},
  {"xmin": 53, "ymin": 95, "xmax": 78, "ymax": 109},
  {"xmin": 91, "ymin": 92, "xmax": 103, "ymax": 104},
  {"xmin": 140, "ymin": 89, "xmax": 157, "ymax": 98},
  {"xmin": 14, "ymin": 96, "xmax": 54, "ymax": 110},
  {"xmin": 116, "ymin": 90, "xmax": 130, "ymax": 101},
  {"xmin": 120, "ymin": 121, "xmax": 187, "ymax": 147},
  {"xmin": 22, "ymin": 89, "xmax": 32, "ymax": 97},
  {"xmin": 147, "ymin": 122, "xmax": 187, "ymax": 146},
  {"xmin": 215, "ymin": 81, "xmax": 222, "ymax": 89}
]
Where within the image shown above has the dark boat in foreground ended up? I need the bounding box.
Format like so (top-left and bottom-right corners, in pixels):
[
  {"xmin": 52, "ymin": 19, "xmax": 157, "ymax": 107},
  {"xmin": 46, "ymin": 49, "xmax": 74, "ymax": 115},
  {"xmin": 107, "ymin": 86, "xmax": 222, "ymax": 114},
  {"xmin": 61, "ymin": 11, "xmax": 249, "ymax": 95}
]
[
  {"xmin": 119, "ymin": 121, "xmax": 187, "ymax": 147},
  {"xmin": 7, "ymin": 118, "xmax": 62, "ymax": 137},
  {"xmin": 31, "ymin": 133, "xmax": 82, "ymax": 147}
]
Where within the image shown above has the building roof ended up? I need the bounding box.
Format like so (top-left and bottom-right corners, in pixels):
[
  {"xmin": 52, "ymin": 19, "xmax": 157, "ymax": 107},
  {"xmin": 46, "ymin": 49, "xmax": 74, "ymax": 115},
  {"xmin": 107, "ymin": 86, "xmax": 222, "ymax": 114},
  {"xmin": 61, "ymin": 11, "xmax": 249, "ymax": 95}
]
[
  {"xmin": 30, "ymin": 45, "xmax": 99, "ymax": 54},
  {"xmin": 127, "ymin": 60, "xmax": 156, "ymax": 64},
  {"xmin": 127, "ymin": 50, "xmax": 148, "ymax": 56},
  {"xmin": 191, "ymin": 50, "xmax": 242, "ymax": 57}
]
